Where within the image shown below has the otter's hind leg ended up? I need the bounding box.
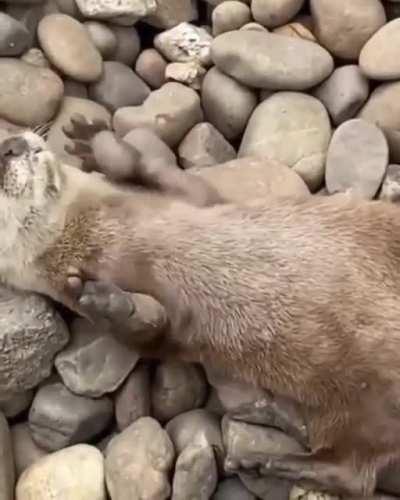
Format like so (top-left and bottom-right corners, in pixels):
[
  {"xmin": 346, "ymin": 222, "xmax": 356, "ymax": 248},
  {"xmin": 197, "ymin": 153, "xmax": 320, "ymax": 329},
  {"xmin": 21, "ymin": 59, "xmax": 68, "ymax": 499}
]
[{"xmin": 227, "ymin": 448, "xmax": 376, "ymax": 497}]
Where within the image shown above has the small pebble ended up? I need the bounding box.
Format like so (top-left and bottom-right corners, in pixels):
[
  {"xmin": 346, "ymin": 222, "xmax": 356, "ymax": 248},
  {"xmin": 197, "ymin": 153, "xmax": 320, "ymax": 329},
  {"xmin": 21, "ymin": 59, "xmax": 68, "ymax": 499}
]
[
  {"xmin": 146, "ymin": 0, "xmax": 198, "ymax": 30},
  {"xmin": 110, "ymin": 25, "xmax": 141, "ymax": 65},
  {"xmin": 84, "ymin": 20, "xmax": 117, "ymax": 59},
  {"xmin": 11, "ymin": 423, "xmax": 47, "ymax": 477},
  {"xmin": 251, "ymin": 0, "xmax": 304, "ymax": 29},
  {"xmin": 0, "ymin": 12, "xmax": 30, "ymax": 56},
  {"xmin": 212, "ymin": 1, "xmax": 252, "ymax": 36},
  {"xmin": 135, "ymin": 48, "xmax": 167, "ymax": 89}
]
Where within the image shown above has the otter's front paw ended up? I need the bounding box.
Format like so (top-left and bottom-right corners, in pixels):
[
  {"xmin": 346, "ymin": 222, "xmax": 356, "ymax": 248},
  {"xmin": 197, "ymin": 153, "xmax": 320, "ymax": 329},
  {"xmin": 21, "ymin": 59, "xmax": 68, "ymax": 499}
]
[{"xmin": 76, "ymin": 280, "xmax": 136, "ymax": 324}]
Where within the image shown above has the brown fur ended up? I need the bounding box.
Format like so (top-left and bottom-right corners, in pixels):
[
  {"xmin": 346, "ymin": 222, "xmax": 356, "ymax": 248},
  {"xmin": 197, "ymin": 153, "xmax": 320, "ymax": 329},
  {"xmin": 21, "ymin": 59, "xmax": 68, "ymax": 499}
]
[{"xmin": 2, "ymin": 132, "xmax": 400, "ymax": 495}]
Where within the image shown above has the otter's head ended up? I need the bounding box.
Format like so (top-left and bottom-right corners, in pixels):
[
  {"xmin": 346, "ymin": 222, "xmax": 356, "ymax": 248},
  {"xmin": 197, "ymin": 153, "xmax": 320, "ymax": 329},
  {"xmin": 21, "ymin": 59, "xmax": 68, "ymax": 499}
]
[{"xmin": 0, "ymin": 131, "xmax": 63, "ymax": 223}]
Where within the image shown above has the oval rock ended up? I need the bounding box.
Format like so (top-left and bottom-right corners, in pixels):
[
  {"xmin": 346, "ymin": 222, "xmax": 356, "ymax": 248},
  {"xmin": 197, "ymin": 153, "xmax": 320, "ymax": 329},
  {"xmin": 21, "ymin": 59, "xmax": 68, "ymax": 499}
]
[
  {"xmin": 239, "ymin": 92, "xmax": 331, "ymax": 191},
  {"xmin": 211, "ymin": 30, "xmax": 334, "ymax": 90},
  {"xmin": 325, "ymin": 119, "xmax": 388, "ymax": 199},
  {"xmin": 38, "ymin": 13, "xmax": 102, "ymax": 82},
  {"xmin": 360, "ymin": 19, "xmax": 400, "ymax": 80}
]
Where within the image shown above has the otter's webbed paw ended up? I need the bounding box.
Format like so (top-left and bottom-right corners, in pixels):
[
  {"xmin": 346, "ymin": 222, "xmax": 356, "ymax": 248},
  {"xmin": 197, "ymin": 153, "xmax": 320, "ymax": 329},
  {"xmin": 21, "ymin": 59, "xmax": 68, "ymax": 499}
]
[{"xmin": 62, "ymin": 113, "xmax": 109, "ymax": 171}]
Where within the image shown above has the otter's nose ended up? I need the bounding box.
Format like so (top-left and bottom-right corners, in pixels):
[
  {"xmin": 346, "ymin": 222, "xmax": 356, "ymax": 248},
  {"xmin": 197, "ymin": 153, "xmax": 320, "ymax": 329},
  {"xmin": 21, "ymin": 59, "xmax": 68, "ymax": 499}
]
[{"xmin": 0, "ymin": 137, "xmax": 29, "ymax": 163}]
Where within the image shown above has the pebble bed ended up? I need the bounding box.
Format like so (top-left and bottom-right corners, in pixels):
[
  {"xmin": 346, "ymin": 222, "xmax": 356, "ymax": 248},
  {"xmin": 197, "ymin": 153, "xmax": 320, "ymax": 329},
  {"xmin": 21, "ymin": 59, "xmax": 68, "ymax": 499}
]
[{"xmin": 1, "ymin": 0, "xmax": 400, "ymax": 499}]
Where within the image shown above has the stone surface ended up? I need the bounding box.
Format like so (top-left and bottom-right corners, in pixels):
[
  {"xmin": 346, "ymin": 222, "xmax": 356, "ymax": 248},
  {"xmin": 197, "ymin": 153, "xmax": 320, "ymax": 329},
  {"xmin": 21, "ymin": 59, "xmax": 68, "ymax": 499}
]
[
  {"xmin": 358, "ymin": 81, "xmax": 400, "ymax": 163},
  {"xmin": 75, "ymin": 0, "xmax": 156, "ymax": 22},
  {"xmin": 111, "ymin": 25, "xmax": 141, "ymax": 65},
  {"xmin": 0, "ymin": 58, "xmax": 64, "ymax": 127},
  {"xmin": 115, "ymin": 362, "xmax": 151, "ymax": 431},
  {"xmin": 201, "ymin": 66, "xmax": 257, "ymax": 140},
  {"xmin": 273, "ymin": 21, "xmax": 316, "ymax": 42},
  {"xmin": 310, "ymin": 0, "xmax": 386, "ymax": 60},
  {"xmin": 155, "ymin": 22, "xmax": 213, "ymax": 66},
  {"xmin": 151, "ymin": 361, "xmax": 208, "ymax": 422},
  {"xmin": 212, "ymin": 1, "xmax": 252, "ymax": 36},
  {"xmin": 360, "ymin": 19, "xmax": 400, "ymax": 80},
  {"xmin": 0, "ymin": 412, "xmax": 15, "ymax": 500},
  {"xmin": 290, "ymin": 486, "xmax": 339, "ymax": 500},
  {"xmin": 135, "ymin": 48, "xmax": 167, "ymax": 89},
  {"xmin": 325, "ymin": 119, "xmax": 389, "ymax": 199},
  {"xmin": 16, "ymin": 444, "xmax": 106, "ymax": 500},
  {"xmin": 11, "ymin": 423, "xmax": 47, "ymax": 477},
  {"xmin": 21, "ymin": 47, "xmax": 50, "ymax": 68},
  {"xmin": 5, "ymin": 3, "xmax": 45, "ymax": 49},
  {"xmin": 251, "ymin": 0, "xmax": 304, "ymax": 28},
  {"xmin": 0, "ymin": 12, "xmax": 30, "ymax": 56},
  {"xmin": 379, "ymin": 164, "xmax": 400, "ymax": 203},
  {"xmin": 178, "ymin": 122, "xmax": 236, "ymax": 169},
  {"xmin": 55, "ymin": 317, "xmax": 139, "ymax": 397},
  {"xmin": 88, "ymin": 61, "xmax": 150, "ymax": 112},
  {"xmin": 29, "ymin": 381, "xmax": 113, "ymax": 451},
  {"xmin": 0, "ymin": 288, "xmax": 69, "ymax": 393},
  {"xmin": 146, "ymin": 0, "xmax": 198, "ymax": 29},
  {"xmin": 38, "ymin": 13, "xmax": 103, "ymax": 82},
  {"xmin": 241, "ymin": 475, "xmax": 292, "ymax": 500},
  {"xmin": 114, "ymin": 82, "xmax": 203, "ymax": 147},
  {"xmin": 105, "ymin": 417, "xmax": 175, "ymax": 500},
  {"xmin": 211, "ymin": 30, "xmax": 333, "ymax": 90},
  {"xmin": 84, "ymin": 21, "xmax": 117, "ymax": 59},
  {"xmin": 166, "ymin": 61, "xmax": 206, "ymax": 90},
  {"xmin": 166, "ymin": 409, "xmax": 224, "ymax": 468},
  {"xmin": 172, "ymin": 444, "xmax": 218, "ymax": 500},
  {"xmin": 313, "ymin": 65, "xmax": 369, "ymax": 126},
  {"xmin": 239, "ymin": 92, "xmax": 332, "ymax": 191},
  {"xmin": 0, "ymin": 390, "xmax": 33, "ymax": 419},
  {"xmin": 194, "ymin": 157, "xmax": 310, "ymax": 202},
  {"xmin": 63, "ymin": 79, "xmax": 88, "ymax": 98},
  {"xmin": 47, "ymin": 96, "xmax": 111, "ymax": 167},
  {"xmin": 212, "ymin": 478, "xmax": 256, "ymax": 500}
]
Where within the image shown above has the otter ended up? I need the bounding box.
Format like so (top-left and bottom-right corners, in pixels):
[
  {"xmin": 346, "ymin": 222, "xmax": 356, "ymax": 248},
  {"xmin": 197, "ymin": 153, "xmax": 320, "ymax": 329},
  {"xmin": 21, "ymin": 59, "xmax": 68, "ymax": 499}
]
[{"xmin": 1, "ymin": 129, "xmax": 400, "ymax": 497}]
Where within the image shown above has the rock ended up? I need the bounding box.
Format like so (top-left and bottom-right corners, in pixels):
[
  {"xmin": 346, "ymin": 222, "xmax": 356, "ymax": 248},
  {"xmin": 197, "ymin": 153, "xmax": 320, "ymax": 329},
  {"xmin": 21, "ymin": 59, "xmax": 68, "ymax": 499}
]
[
  {"xmin": 212, "ymin": 478, "xmax": 256, "ymax": 500},
  {"xmin": 151, "ymin": 361, "xmax": 208, "ymax": 422},
  {"xmin": 310, "ymin": 0, "xmax": 386, "ymax": 60},
  {"xmin": 240, "ymin": 22, "xmax": 268, "ymax": 32},
  {"xmin": 16, "ymin": 444, "xmax": 106, "ymax": 500},
  {"xmin": 239, "ymin": 92, "xmax": 331, "ymax": 191},
  {"xmin": 154, "ymin": 22, "xmax": 213, "ymax": 66},
  {"xmin": 241, "ymin": 476, "xmax": 293, "ymax": 500},
  {"xmin": 105, "ymin": 417, "xmax": 174, "ymax": 500},
  {"xmin": 21, "ymin": 48, "xmax": 50, "ymax": 68},
  {"xmin": 0, "ymin": 288, "xmax": 69, "ymax": 393},
  {"xmin": 212, "ymin": 1, "xmax": 252, "ymax": 36},
  {"xmin": 166, "ymin": 409, "xmax": 224, "ymax": 468},
  {"xmin": 313, "ymin": 65, "xmax": 369, "ymax": 126},
  {"xmin": 84, "ymin": 21, "xmax": 117, "ymax": 59},
  {"xmin": 110, "ymin": 25, "xmax": 141, "ymax": 65},
  {"xmin": 38, "ymin": 13, "xmax": 102, "ymax": 82},
  {"xmin": 360, "ymin": 19, "xmax": 400, "ymax": 80},
  {"xmin": 251, "ymin": 0, "xmax": 304, "ymax": 29},
  {"xmin": 123, "ymin": 127, "xmax": 178, "ymax": 168},
  {"xmin": 63, "ymin": 79, "xmax": 88, "ymax": 98},
  {"xmin": 201, "ymin": 66, "xmax": 258, "ymax": 140},
  {"xmin": 165, "ymin": 61, "xmax": 206, "ymax": 90},
  {"xmin": 0, "ymin": 12, "xmax": 30, "ymax": 56},
  {"xmin": 290, "ymin": 486, "xmax": 339, "ymax": 500},
  {"xmin": 211, "ymin": 30, "xmax": 333, "ymax": 91},
  {"xmin": 113, "ymin": 82, "xmax": 203, "ymax": 147},
  {"xmin": 325, "ymin": 119, "xmax": 388, "ymax": 199},
  {"xmin": 0, "ymin": 412, "xmax": 15, "ymax": 500},
  {"xmin": 135, "ymin": 48, "xmax": 167, "ymax": 89},
  {"xmin": 194, "ymin": 157, "xmax": 310, "ymax": 202},
  {"xmin": 273, "ymin": 21, "xmax": 316, "ymax": 42},
  {"xmin": 75, "ymin": 0, "xmax": 156, "ymax": 22},
  {"xmin": 0, "ymin": 58, "xmax": 63, "ymax": 127},
  {"xmin": 358, "ymin": 82, "xmax": 400, "ymax": 163},
  {"xmin": 55, "ymin": 317, "xmax": 139, "ymax": 397},
  {"xmin": 178, "ymin": 122, "xmax": 236, "ymax": 168},
  {"xmin": 47, "ymin": 96, "xmax": 111, "ymax": 167},
  {"xmin": 172, "ymin": 444, "xmax": 218, "ymax": 500},
  {"xmin": 379, "ymin": 164, "xmax": 400, "ymax": 203},
  {"xmin": 91, "ymin": 130, "xmax": 140, "ymax": 181},
  {"xmin": 55, "ymin": 0, "xmax": 83, "ymax": 18},
  {"xmin": 4, "ymin": 3, "xmax": 45, "ymax": 49},
  {"xmin": 88, "ymin": 61, "xmax": 150, "ymax": 112},
  {"xmin": 0, "ymin": 390, "xmax": 34, "ymax": 419},
  {"xmin": 11, "ymin": 423, "xmax": 47, "ymax": 477},
  {"xmin": 115, "ymin": 362, "xmax": 151, "ymax": 431},
  {"xmin": 28, "ymin": 381, "xmax": 113, "ymax": 451},
  {"xmin": 145, "ymin": 0, "xmax": 198, "ymax": 29}
]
